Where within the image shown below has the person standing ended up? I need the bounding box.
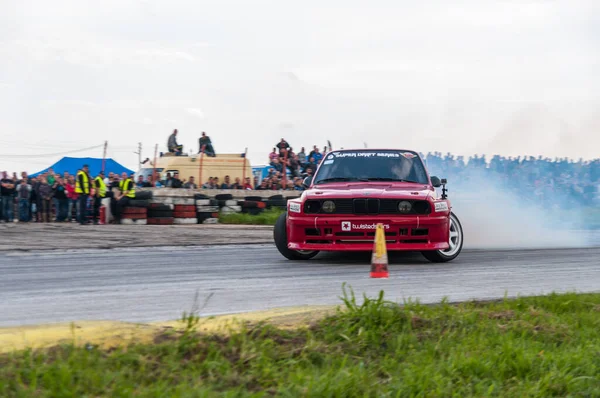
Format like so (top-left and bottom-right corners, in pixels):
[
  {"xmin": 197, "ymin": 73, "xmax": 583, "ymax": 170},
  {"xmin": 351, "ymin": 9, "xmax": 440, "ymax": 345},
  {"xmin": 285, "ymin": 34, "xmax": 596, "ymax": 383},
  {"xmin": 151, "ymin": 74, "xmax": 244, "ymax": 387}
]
[
  {"xmin": 275, "ymin": 138, "xmax": 290, "ymax": 157},
  {"xmin": 169, "ymin": 172, "xmax": 183, "ymax": 188},
  {"xmin": 182, "ymin": 176, "xmax": 197, "ymax": 189},
  {"xmin": 52, "ymin": 176, "xmax": 69, "ymax": 222},
  {"xmin": 16, "ymin": 178, "xmax": 32, "ymax": 222},
  {"xmin": 93, "ymin": 171, "xmax": 107, "ymax": 225},
  {"xmin": 75, "ymin": 165, "xmax": 92, "ymax": 225},
  {"xmin": 19, "ymin": 172, "xmax": 32, "ymax": 220},
  {"xmin": 1, "ymin": 172, "xmax": 16, "ymax": 222},
  {"xmin": 29, "ymin": 176, "xmax": 39, "ymax": 222},
  {"xmin": 38, "ymin": 176, "xmax": 53, "ymax": 223},
  {"xmin": 65, "ymin": 175, "xmax": 78, "ymax": 222}
]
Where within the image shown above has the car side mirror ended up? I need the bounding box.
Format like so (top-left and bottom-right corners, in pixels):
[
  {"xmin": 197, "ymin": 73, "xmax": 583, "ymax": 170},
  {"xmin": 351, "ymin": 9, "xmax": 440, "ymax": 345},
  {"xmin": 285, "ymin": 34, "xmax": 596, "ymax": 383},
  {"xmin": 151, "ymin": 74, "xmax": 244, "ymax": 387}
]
[
  {"xmin": 430, "ymin": 176, "xmax": 441, "ymax": 188},
  {"xmin": 302, "ymin": 176, "xmax": 313, "ymax": 188}
]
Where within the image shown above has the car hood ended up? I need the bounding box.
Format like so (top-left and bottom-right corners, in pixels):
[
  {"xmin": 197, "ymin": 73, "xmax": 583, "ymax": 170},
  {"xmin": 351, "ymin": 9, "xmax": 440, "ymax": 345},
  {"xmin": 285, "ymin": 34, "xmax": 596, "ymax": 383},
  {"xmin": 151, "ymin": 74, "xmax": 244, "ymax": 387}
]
[{"xmin": 303, "ymin": 183, "xmax": 434, "ymax": 201}]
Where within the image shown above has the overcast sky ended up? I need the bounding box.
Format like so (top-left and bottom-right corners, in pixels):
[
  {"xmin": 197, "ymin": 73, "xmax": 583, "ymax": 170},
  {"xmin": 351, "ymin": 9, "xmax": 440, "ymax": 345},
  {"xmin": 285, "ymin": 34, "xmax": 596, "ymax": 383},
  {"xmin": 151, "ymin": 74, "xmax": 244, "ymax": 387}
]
[{"xmin": 1, "ymin": 0, "xmax": 599, "ymax": 174}]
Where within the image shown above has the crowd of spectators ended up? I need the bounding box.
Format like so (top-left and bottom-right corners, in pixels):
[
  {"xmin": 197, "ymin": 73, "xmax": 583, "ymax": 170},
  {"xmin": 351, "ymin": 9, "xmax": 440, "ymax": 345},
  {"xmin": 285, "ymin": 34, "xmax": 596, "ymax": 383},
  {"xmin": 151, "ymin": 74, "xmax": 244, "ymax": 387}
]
[
  {"xmin": 0, "ymin": 169, "xmax": 141, "ymax": 223},
  {"xmin": 1, "ymin": 169, "xmax": 81, "ymax": 223},
  {"xmin": 256, "ymin": 139, "xmax": 328, "ymax": 191},
  {"xmin": 135, "ymin": 171, "xmax": 255, "ymax": 190},
  {"xmin": 424, "ymin": 152, "xmax": 600, "ymax": 209}
]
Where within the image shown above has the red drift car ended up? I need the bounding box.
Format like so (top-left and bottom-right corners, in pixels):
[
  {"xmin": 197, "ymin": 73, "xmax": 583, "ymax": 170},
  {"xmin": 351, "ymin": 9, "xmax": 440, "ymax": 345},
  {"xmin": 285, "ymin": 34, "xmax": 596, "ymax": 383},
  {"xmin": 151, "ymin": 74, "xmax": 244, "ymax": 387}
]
[{"xmin": 273, "ymin": 149, "xmax": 464, "ymax": 262}]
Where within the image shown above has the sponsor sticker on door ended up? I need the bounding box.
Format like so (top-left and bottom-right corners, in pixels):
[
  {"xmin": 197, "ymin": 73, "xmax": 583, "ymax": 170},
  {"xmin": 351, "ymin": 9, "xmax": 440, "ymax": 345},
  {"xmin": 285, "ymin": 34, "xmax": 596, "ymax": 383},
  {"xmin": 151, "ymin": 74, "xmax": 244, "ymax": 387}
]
[{"xmin": 342, "ymin": 221, "xmax": 389, "ymax": 231}]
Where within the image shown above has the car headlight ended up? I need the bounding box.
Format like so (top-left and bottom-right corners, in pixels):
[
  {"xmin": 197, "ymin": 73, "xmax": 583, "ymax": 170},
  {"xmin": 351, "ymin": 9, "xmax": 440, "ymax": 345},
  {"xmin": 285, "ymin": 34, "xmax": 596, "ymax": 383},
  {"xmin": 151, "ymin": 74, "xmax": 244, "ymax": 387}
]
[
  {"xmin": 322, "ymin": 200, "xmax": 336, "ymax": 213},
  {"xmin": 398, "ymin": 200, "xmax": 412, "ymax": 213}
]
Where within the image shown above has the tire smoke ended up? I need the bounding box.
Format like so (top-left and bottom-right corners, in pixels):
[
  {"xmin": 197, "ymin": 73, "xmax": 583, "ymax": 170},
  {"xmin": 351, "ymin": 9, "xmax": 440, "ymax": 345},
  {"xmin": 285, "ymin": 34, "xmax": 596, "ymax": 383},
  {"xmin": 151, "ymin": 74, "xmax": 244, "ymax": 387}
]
[{"xmin": 439, "ymin": 171, "xmax": 594, "ymax": 249}]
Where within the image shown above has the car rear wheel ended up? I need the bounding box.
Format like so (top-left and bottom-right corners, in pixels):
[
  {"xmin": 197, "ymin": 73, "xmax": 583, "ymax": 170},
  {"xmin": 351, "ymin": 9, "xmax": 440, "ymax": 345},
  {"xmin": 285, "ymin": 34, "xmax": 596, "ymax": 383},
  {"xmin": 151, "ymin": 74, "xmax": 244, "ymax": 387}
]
[
  {"xmin": 421, "ymin": 212, "xmax": 463, "ymax": 263},
  {"xmin": 274, "ymin": 213, "xmax": 319, "ymax": 260}
]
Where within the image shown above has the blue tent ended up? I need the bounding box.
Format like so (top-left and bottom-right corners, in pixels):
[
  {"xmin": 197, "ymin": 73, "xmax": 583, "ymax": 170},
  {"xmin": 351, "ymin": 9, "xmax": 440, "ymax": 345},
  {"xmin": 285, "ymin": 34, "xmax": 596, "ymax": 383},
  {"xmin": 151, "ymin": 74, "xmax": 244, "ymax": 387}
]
[{"xmin": 30, "ymin": 157, "xmax": 134, "ymax": 177}]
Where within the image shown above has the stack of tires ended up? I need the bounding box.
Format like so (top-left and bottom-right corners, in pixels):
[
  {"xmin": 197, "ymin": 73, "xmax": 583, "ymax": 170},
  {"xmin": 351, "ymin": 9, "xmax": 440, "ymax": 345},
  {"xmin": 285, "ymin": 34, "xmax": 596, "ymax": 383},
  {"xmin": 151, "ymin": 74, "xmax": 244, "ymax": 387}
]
[
  {"xmin": 265, "ymin": 194, "xmax": 290, "ymax": 210},
  {"xmin": 120, "ymin": 198, "xmax": 151, "ymax": 225},
  {"xmin": 241, "ymin": 196, "xmax": 267, "ymax": 215},
  {"xmin": 195, "ymin": 194, "xmax": 220, "ymax": 224},
  {"xmin": 147, "ymin": 203, "xmax": 174, "ymax": 225},
  {"xmin": 215, "ymin": 194, "xmax": 241, "ymax": 215},
  {"xmin": 172, "ymin": 198, "xmax": 197, "ymax": 224}
]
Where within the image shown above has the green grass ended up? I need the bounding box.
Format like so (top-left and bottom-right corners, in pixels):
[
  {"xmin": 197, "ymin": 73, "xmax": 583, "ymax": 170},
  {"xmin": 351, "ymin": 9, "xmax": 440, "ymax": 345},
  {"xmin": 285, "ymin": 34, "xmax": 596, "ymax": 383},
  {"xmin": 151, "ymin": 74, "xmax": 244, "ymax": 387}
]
[
  {"xmin": 219, "ymin": 207, "xmax": 284, "ymax": 225},
  {"xmin": 2, "ymin": 287, "xmax": 600, "ymax": 397}
]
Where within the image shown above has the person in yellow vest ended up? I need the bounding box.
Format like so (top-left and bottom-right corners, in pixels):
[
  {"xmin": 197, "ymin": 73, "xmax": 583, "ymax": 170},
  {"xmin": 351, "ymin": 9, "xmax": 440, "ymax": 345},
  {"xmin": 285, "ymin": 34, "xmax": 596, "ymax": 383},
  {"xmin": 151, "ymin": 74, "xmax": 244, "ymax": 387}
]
[
  {"xmin": 75, "ymin": 165, "xmax": 92, "ymax": 225},
  {"xmin": 92, "ymin": 171, "xmax": 106, "ymax": 225},
  {"xmin": 112, "ymin": 172, "xmax": 135, "ymax": 223}
]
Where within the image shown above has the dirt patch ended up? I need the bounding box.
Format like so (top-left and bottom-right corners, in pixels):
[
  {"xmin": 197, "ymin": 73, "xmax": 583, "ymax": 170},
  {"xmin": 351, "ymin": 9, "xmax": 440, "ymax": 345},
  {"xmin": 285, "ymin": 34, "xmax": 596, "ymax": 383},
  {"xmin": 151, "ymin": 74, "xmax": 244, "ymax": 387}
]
[
  {"xmin": 0, "ymin": 306, "xmax": 336, "ymax": 354},
  {"xmin": 411, "ymin": 316, "xmax": 432, "ymax": 329},
  {"xmin": 486, "ymin": 310, "xmax": 515, "ymax": 320}
]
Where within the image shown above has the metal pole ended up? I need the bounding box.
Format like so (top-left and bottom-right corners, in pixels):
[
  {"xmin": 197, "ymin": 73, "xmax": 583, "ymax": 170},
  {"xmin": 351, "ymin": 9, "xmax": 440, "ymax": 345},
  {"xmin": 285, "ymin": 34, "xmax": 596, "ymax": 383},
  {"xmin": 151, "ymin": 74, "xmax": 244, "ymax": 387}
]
[
  {"xmin": 134, "ymin": 142, "xmax": 142, "ymax": 168},
  {"xmin": 101, "ymin": 141, "xmax": 108, "ymax": 173},
  {"xmin": 199, "ymin": 144, "xmax": 205, "ymax": 188},
  {"xmin": 152, "ymin": 144, "xmax": 158, "ymax": 186},
  {"xmin": 242, "ymin": 147, "xmax": 247, "ymax": 188},
  {"xmin": 282, "ymin": 149, "xmax": 288, "ymax": 189}
]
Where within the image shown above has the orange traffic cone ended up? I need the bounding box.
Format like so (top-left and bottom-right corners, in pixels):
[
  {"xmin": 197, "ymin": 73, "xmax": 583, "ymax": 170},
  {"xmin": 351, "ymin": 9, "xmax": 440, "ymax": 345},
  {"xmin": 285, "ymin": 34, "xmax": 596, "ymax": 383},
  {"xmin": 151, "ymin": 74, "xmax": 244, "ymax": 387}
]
[{"xmin": 370, "ymin": 223, "xmax": 389, "ymax": 278}]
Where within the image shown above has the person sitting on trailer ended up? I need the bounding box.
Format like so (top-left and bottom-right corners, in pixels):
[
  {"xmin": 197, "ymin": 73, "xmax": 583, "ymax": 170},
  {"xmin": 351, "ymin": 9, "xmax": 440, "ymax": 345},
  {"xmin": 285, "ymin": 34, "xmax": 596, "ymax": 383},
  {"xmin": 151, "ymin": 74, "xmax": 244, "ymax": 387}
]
[
  {"xmin": 168, "ymin": 129, "xmax": 183, "ymax": 155},
  {"xmin": 198, "ymin": 132, "xmax": 215, "ymax": 157}
]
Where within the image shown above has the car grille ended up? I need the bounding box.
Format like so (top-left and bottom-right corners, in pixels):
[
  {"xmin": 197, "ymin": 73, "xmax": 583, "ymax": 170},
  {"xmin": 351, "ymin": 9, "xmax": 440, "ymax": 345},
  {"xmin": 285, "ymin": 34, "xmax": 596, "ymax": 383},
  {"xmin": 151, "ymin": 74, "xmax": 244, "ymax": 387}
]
[{"xmin": 303, "ymin": 198, "xmax": 431, "ymax": 215}]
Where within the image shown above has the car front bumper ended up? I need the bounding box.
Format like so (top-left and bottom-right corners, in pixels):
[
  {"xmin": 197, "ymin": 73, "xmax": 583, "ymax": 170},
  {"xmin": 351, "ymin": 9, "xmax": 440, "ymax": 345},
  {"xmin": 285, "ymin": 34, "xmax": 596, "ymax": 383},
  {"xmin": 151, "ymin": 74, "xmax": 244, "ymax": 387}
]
[{"xmin": 287, "ymin": 214, "xmax": 450, "ymax": 252}]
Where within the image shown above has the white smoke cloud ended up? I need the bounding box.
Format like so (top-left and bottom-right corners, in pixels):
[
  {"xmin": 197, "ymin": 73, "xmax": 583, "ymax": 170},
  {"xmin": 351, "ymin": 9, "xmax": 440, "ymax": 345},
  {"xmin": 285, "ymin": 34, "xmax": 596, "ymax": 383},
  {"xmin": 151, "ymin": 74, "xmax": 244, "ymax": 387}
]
[{"xmin": 437, "ymin": 169, "xmax": 595, "ymax": 249}]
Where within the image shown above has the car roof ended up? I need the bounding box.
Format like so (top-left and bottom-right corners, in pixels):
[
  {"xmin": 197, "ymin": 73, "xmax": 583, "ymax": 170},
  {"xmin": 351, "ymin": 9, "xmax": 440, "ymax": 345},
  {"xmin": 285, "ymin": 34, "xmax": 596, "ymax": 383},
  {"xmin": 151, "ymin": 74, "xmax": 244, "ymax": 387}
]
[
  {"xmin": 327, "ymin": 148, "xmax": 419, "ymax": 152},
  {"xmin": 325, "ymin": 148, "xmax": 421, "ymax": 156}
]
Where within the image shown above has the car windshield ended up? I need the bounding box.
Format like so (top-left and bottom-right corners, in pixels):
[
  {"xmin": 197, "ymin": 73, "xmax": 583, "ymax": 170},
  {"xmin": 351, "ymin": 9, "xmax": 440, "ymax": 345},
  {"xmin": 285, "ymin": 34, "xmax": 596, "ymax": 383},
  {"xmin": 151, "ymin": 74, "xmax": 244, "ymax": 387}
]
[{"xmin": 313, "ymin": 150, "xmax": 429, "ymax": 185}]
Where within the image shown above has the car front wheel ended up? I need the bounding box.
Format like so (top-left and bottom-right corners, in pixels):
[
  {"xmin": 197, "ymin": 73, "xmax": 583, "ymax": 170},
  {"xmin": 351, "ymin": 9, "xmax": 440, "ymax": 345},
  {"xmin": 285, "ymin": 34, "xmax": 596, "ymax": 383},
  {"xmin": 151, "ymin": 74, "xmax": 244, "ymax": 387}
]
[
  {"xmin": 421, "ymin": 211, "xmax": 464, "ymax": 263},
  {"xmin": 273, "ymin": 213, "xmax": 319, "ymax": 260}
]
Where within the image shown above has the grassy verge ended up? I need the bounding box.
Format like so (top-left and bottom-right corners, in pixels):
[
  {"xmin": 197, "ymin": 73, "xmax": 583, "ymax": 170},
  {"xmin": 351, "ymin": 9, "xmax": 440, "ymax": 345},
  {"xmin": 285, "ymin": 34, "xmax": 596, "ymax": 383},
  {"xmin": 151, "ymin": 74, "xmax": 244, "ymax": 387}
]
[
  {"xmin": 219, "ymin": 207, "xmax": 283, "ymax": 225},
  {"xmin": 2, "ymin": 287, "xmax": 599, "ymax": 396}
]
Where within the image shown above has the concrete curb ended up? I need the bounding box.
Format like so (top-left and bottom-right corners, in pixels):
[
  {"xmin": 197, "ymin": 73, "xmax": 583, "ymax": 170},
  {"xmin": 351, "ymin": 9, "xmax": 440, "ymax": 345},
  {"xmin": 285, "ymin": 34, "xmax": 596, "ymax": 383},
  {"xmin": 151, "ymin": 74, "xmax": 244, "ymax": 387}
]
[{"xmin": 0, "ymin": 305, "xmax": 336, "ymax": 354}]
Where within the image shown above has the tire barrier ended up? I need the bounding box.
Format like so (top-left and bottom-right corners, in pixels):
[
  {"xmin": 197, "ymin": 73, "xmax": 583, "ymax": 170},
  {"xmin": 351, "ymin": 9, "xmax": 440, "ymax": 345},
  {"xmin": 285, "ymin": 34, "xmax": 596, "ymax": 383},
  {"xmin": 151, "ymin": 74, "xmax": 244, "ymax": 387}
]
[
  {"xmin": 120, "ymin": 218, "xmax": 148, "ymax": 225},
  {"xmin": 122, "ymin": 207, "xmax": 148, "ymax": 220},
  {"xmin": 128, "ymin": 199, "xmax": 151, "ymax": 208},
  {"xmin": 147, "ymin": 217, "xmax": 174, "ymax": 225},
  {"xmin": 173, "ymin": 217, "xmax": 198, "ymax": 225},
  {"xmin": 133, "ymin": 191, "xmax": 153, "ymax": 200},
  {"xmin": 102, "ymin": 188, "xmax": 300, "ymax": 225}
]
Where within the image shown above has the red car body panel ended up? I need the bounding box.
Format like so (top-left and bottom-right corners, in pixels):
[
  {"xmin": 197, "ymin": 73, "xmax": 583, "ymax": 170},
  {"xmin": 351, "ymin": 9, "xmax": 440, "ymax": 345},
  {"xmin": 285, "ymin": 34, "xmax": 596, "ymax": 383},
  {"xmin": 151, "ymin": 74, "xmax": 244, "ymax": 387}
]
[{"xmin": 285, "ymin": 149, "xmax": 453, "ymax": 252}]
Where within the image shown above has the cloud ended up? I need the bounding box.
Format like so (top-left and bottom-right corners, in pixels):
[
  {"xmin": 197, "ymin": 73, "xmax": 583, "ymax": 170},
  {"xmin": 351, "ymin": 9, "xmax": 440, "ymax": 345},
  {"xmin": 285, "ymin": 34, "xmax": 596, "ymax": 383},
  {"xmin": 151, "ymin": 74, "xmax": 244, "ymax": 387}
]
[
  {"xmin": 41, "ymin": 100, "xmax": 97, "ymax": 108},
  {"xmin": 135, "ymin": 49, "xmax": 195, "ymax": 62},
  {"xmin": 185, "ymin": 108, "xmax": 205, "ymax": 118}
]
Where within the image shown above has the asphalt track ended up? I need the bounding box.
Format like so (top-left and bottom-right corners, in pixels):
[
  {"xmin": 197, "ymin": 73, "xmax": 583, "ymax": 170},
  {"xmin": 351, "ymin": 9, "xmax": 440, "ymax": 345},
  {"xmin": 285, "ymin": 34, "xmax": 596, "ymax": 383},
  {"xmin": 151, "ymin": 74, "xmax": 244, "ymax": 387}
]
[{"xmin": 1, "ymin": 244, "xmax": 600, "ymax": 328}]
